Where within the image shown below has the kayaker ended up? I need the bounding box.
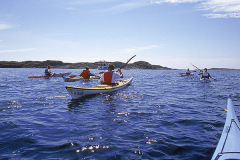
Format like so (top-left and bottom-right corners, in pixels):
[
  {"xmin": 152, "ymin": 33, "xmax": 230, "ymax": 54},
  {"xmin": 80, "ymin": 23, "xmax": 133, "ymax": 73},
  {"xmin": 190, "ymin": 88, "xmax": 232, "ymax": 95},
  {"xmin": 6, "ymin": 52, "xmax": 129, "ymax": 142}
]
[
  {"xmin": 100, "ymin": 63, "xmax": 123, "ymax": 85},
  {"xmin": 80, "ymin": 66, "xmax": 95, "ymax": 79},
  {"xmin": 185, "ymin": 68, "xmax": 191, "ymax": 75},
  {"xmin": 45, "ymin": 65, "xmax": 52, "ymax": 76},
  {"xmin": 198, "ymin": 68, "xmax": 212, "ymax": 79}
]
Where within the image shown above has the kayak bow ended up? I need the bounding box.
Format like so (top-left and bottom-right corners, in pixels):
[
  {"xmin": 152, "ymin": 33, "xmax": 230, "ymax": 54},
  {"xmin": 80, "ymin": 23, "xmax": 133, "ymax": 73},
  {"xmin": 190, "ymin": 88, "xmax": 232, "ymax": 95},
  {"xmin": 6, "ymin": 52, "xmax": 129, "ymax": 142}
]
[
  {"xmin": 28, "ymin": 72, "xmax": 71, "ymax": 78},
  {"xmin": 212, "ymin": 98, "xmax": 240, "ymax": 160},
  {"xmin": 200, "ymin": 78, "xmax": 211, "ymax": 83},
  {"xmin": 66, "ymin": 77, "xmax": 133, "ymax": 99}
]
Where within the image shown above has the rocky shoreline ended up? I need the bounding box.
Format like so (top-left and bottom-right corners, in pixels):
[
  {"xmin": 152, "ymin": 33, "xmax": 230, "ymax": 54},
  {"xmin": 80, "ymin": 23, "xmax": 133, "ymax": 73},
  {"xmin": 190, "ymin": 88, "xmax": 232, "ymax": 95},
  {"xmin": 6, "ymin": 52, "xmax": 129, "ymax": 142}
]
[{"xmin": 0, "ymin": 60, "xmax": 171, "ymax": 70}]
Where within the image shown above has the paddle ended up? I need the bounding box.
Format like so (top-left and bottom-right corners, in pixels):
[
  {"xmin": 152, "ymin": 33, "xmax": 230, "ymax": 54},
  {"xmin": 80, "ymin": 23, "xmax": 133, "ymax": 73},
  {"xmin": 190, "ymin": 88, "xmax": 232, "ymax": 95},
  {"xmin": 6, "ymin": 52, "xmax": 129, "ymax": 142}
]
[
  {"xmin": 68, "ymin": 71, "xmax": 101, "ymax": 78},
  {"xmin": 191, "ymin": 63, "xmax": 201, "ymax": 70},
  {"xmin": 119, "ymin": 55, "xmax": 136, "ymax": 70},
  {"xmin": 98, "ymin": 55, "xmax": 136, "ymax": 74},
  {"xmin": 69, "ymin": 75, "xmax": 77, "ymax": 78},
  {"xmin": 68, "ymin": 74, "xmax": 97, "ymax": 78},
  {"xmin": 191, "ymin": 63, "xmax": 217, "ymax": 81}
]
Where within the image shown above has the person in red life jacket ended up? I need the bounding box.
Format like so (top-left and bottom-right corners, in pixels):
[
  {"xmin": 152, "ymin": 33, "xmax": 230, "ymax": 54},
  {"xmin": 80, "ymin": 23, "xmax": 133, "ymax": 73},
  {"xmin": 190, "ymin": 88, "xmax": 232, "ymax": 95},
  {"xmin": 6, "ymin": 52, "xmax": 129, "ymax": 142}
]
[
  {"xmin": 198, "ymin": 68, "xmax": 212, "ymax": 79},
  {"xmin": 100, "ymin": 63, "xmax": 123, "ymax": 85},
  {"xmin": 80, "ymin": 66, "xmax": 95, "ymax": 79}
]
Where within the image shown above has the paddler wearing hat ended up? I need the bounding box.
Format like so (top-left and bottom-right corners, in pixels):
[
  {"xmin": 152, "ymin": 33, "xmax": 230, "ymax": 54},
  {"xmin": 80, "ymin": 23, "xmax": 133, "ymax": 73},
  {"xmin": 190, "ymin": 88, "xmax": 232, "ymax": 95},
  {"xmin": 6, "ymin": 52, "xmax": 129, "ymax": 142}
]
[{"xmin": 100, "ymin": 63, "xmax": 123, "ymax": 85}]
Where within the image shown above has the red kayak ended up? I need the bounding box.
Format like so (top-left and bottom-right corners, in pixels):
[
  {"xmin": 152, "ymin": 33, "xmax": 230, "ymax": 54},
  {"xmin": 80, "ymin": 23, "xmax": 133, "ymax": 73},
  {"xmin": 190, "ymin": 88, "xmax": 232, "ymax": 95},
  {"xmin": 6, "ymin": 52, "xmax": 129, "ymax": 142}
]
[
  {"xmin": 28, "ymin": 72, "xmax": 71, "ymax": 78},
  {"xmin": 179, "ymin": 73, "xmax": 194, "ymax": 76}
]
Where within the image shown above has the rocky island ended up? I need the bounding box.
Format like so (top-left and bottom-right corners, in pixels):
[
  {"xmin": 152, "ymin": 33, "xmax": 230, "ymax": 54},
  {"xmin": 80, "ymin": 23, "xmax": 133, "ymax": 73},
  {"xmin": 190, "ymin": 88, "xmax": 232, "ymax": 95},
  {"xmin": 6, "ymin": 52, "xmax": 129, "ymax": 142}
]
[{"xmin": 0, "ymin": 60, "xmax": 171, "ymax": 70}]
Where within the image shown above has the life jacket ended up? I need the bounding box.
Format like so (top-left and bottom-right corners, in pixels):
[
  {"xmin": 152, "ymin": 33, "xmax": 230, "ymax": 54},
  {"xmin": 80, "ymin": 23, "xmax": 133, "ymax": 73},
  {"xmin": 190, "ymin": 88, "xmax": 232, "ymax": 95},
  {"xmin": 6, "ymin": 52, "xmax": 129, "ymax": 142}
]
[
  {"xmin": 104, "ymin": 71, "xmax": 114, "ymax": 85},
  {"xmin": 45, "ymin": 69, "xmax": 51, "ymax": 75},
  {"xmin": 82, "ymin": 70, "xmax": 90, "ymax": 79},
  {"xmin": 202, "ymin": 72, "xmax": 209, "ymax": 78},
  {"xmin": 45, "ymin": 68, "xmax": 48, "ymax": 74}
]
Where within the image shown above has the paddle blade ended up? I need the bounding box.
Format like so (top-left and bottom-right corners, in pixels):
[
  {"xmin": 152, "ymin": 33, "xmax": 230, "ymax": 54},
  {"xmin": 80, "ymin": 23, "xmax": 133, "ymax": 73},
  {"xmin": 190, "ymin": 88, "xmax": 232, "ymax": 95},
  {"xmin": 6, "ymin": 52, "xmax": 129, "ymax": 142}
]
[
  {"xmin": 99, "ymin": 71, "xmax": 104, "ymax": 74},
  {"xmin": 69, "ymin": 75, "xmax": 77, "ymax": 78}
]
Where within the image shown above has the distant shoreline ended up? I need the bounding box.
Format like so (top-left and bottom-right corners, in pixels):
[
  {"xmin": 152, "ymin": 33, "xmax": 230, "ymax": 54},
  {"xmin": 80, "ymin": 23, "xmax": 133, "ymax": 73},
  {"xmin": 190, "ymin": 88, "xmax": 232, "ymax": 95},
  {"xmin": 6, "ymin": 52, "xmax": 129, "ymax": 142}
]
[
  {"xmin": 0, "ymin": 60, "xmax": 239, "ymax": 70},
  {"xmin": 0, "ymin": 60, "xmax": 171, "ymax": 70}
]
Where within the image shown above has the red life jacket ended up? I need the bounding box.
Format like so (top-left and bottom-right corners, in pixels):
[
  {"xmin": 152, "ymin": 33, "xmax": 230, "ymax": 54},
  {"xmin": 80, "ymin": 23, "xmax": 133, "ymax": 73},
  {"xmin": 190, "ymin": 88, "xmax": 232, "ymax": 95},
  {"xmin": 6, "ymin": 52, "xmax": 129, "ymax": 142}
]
[
  {"xmin": 104, "ymin": 71, "xmax": 114, "ymax": 85},
  {"xmin": 82, "ymin": 70, "xmax": 90, "ymax": 79}
]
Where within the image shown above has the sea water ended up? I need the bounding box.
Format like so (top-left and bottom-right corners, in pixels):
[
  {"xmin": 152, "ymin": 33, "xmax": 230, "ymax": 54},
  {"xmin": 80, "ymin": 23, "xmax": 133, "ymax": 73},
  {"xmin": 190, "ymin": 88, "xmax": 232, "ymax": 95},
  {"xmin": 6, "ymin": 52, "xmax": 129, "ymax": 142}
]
[{"xmin": 0, "ymin": 68, "xmax": 240, "ymax": 159}]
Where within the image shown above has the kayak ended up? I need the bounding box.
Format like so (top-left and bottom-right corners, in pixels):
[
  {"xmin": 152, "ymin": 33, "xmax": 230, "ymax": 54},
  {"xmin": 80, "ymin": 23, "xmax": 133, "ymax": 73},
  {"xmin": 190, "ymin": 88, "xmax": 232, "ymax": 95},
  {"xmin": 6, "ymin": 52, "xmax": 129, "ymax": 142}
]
[
  {"xmin": 211, "ymin": 98, "xmax": 240, "ymax": 160},
  {"xmin": 66, "ymin": 77, "xmax": 133, "ymax": 99},
  {"xmin": 28, "ymin": 72, "xmax": 71, "ymax": 78},
  {"xmin": 63, "ymin": 75, "xmax": 101, "ymax": 82},
  {"xmin": 179, "ymin": 73, "xmax": 194, "ymax": 76},
  {"xmin": 200, "ymin": 78, "xmax": 211, "ymax": 82}
]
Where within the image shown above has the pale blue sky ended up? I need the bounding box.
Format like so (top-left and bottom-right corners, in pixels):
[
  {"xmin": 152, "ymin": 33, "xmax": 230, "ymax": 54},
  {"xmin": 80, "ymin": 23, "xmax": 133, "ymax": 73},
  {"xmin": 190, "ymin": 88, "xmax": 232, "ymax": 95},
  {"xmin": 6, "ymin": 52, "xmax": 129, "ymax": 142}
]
[{"xmin": 0, "ymin": 0, "xmax": 240, "ymax": 69}]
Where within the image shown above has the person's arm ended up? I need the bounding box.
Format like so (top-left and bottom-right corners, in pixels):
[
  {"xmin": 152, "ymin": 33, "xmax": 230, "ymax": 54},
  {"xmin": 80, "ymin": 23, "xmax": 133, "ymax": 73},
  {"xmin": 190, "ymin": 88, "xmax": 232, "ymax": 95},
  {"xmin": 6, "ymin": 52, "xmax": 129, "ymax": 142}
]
[
  {"xmin": 100, "ymin": 74, "xmax": 104, "ymax": 84},
  {"xmin": 49, "ymin": 70, "xmax": 53, "ymax": 75},
  {"xmin": 88, "ymin": 72, "xmax": 95, "ymax": 76},
  {"xmin": 118, "ymin": 68, "xmax": 123, "ymax": 78},
  {"xmin": 198, "ymin": 70, "xmax": 203, "ymax": 75},
  {"xmin": 208, "ymin": 73, "xmax": 212, "ymax": 78}
]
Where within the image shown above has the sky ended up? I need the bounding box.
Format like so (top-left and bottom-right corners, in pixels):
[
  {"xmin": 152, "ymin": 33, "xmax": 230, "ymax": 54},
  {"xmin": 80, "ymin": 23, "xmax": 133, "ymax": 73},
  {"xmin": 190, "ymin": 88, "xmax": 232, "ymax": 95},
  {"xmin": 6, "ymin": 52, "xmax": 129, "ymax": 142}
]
[{"xmin": 0, "ymin": 0, "xmax": 240, "ymax": 69}]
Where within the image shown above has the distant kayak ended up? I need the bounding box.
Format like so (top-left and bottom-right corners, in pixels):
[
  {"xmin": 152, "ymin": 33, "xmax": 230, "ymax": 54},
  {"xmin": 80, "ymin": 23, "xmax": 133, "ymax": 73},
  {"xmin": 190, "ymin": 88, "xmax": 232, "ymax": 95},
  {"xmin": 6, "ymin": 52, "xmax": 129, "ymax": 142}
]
[
  {"xmin": 211, "ymin": 98, "xmax": 240, "ymax": 160},
  {"xmin": 63, "ymin": 75, "xmax": 101, "ymax": 82},
  {"xmin": 200, "ymin": 77, "xmax": 211, "ymax": 82},
  {"xmin": 28, "ymin": 72, "xmax": 71, "ymax": 78},
  {"xmin": 179, "ymin": 73, "xmax": 194, "ymax": 76},
  {"xmin": 66, "ymin": 77, "xmax": 133, "ymax": 99}
]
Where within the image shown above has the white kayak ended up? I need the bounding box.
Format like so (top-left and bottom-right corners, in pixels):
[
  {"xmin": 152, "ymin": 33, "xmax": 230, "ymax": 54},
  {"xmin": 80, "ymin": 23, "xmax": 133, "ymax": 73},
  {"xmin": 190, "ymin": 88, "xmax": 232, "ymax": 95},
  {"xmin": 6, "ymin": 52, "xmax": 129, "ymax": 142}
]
[
  {"xmin": 211, "ymin": 98, "xmax": 240, "ymax": 160},
  {"xmin": 200, "ymin": 78, "xmax": 211, "ymax": 83},
  {"xmin": 63, "ymin": 75, "xmax": 100, "ymax": 82},
  {"xmin": 66, "ymin": 77, "xmax": 133, "ymax": 99}
]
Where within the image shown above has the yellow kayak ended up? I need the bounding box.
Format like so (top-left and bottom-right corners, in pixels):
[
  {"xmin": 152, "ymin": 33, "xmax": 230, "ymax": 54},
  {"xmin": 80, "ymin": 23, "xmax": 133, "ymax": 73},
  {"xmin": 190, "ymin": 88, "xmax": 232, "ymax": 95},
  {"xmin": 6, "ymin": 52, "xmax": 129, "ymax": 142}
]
[{"xmin": 66, "ymin": 77, "xmax": 133, "ymax": 99}]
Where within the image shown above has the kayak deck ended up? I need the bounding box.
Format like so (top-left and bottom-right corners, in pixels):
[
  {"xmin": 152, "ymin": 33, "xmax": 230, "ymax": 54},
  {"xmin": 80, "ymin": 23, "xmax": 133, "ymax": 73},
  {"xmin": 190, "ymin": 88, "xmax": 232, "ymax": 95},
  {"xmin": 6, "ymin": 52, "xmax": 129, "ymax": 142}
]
[
  {"xmin": 212, "ymin": 98, "xmax": 240, "ymax": 160},
  {"xmin": 66, "ymin": 77, "xmax": 133, "ymax": 99}
]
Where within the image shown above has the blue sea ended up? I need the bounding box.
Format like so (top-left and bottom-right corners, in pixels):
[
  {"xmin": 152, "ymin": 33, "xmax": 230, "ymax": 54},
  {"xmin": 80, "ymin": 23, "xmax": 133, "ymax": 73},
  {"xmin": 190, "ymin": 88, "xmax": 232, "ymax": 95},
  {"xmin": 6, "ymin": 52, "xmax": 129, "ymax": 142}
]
[{"xmin": 0, "ymin": 68, "xmax": 240, "ymax": 160}]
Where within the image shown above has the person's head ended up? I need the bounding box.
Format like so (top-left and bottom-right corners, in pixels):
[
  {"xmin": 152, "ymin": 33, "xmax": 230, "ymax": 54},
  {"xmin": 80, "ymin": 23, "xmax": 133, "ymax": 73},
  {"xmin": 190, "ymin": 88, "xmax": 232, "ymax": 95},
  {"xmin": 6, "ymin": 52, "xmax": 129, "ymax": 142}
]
[
  {"xmin": 204, "ymin": 68, "xmax": 207, "ymax": 72},
  {"xmin": 86, "ymin": 66, "xmax": 89, "ymax": 70},
  {"xmin": 187, "ymin": 68, "xmax": 189, "ymax": 71},
  {"xmin": 47, "ymin": 65, "xmax": 50, "ymax": 69},
  {"xmin": 108, "ymin": 63, "xmax": 115, "ymax": 70}
]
